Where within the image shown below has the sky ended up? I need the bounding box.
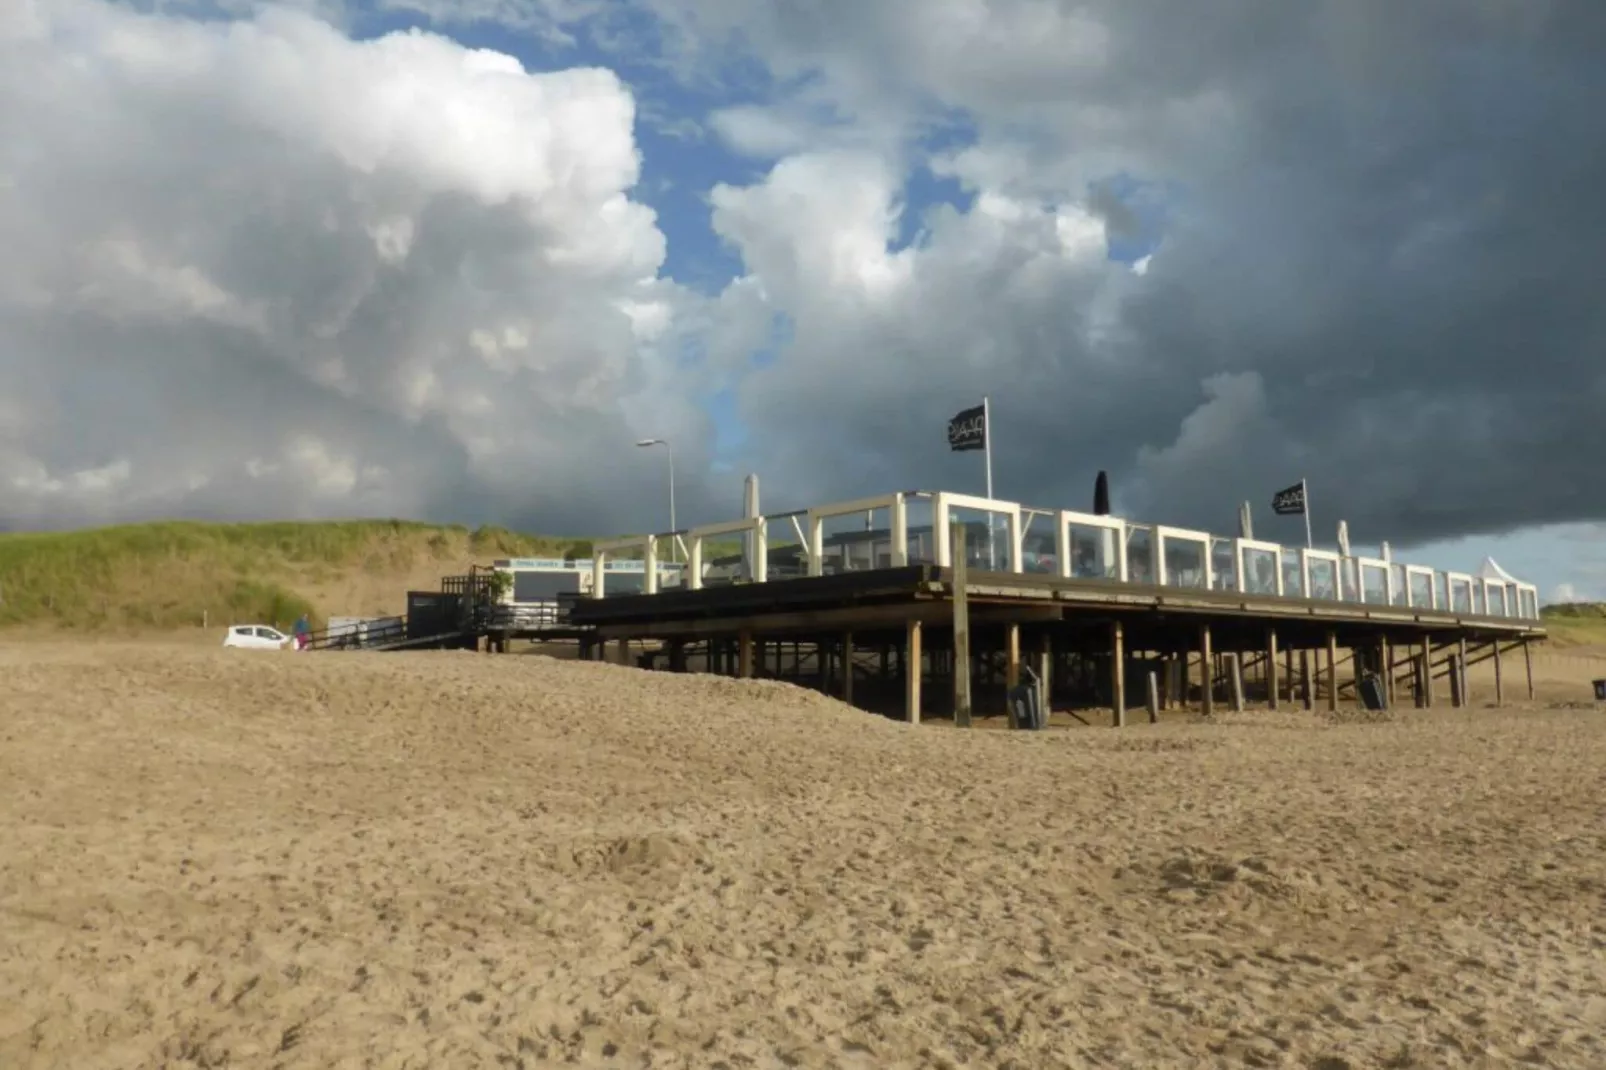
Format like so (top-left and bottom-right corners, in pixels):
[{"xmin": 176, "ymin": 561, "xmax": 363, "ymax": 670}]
[{"xmin": 3, "ymin": 0, "xmax": 1605, "ymax": 601}]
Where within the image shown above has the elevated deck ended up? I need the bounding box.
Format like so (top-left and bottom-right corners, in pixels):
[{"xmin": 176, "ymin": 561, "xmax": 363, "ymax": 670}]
[{"xmin": 568, "ymin": 487, "xmax": 1546, "ymax": 724}]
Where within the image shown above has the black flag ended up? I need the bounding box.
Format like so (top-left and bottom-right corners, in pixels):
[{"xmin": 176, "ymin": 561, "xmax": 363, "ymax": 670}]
[
  {"xmin": 1093, "ymin": 470, "xmax": 1110, "ymax": 516},
  {"xmin": 946, "ymin": 404, "xmax": 987, "ymax": 452},
  {"xmin": 1271, "ymin": 482, "xmax": 1306, "ymax": 516}
]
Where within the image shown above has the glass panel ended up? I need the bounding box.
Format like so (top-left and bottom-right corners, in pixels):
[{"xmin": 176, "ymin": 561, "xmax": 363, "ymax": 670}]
[
  {"xmin": 1450, "ymin": 579, "xmax": 1472, "ymax": 614},
  {"xmin": 1472, "ymin": 585, "xmax": 1485, "ymax": 615},
  {"xmin": 903, "ymin": 495, "xmax": 937, "ymax": 566},
  {"xmin": 1341, "ymin": 560, "xmax": 1359, "ymax": 601},
  {"xmin": 1242, "ymin": 547, "xmax": 1279, "ymax": 595},
  {"xmin": 762, "ymin": 515, "xmax": 808, "ymax": 582},
  {"xmin": 1068, "ymin": 522, "xmax": 1121, "ymax": 580},
  {"xmin": 1281, "ymin": 550, "xmax": 1304, "ymax": 598},
  {"xmin": 1389, "ymin": 564, "xmax": 1408, "ymax": 606},
  {"xmin": 949, "ymin": 506, "xmax": 1010, "ymax": 571},
  {"xmin": 1019, "ymin": 514, "xmax": 1057, "ymax": 575},
  {"xmin": 1163, "ymin": 536, "xmax": 1208, "ymax": 589},
  {"xmin": 818, "ymin": 507, "xmax": 892, "ymax": 575},
  {"xmin": 1523, "ymin": 589, "xmax": 1538, "ymax": 619},
  {"xmin": 1126, "ymin": 526, "xmax": 1155, "ymax": 585},
  {"xmin": 1489, "ymin": 585, "xmax": 1509, "ymax": 616},
  {"xmin": 1360, "ymin": 563, "xmax": 1388, "ymax": 604},
  {"xmin": 1408, "ymin": 571, "xmax": 1433, "ymax": 609},
  {"xmin": 1211, "ymin": 538, "xmax": 1236, "ymax": 591},
  {"xmin": 1309, "ymin": 558, "xmax": 1338, "ymax": 599},
  {"xmin": 1434, "ymin": 573, "xmax": 1448, "ymax": 611}
]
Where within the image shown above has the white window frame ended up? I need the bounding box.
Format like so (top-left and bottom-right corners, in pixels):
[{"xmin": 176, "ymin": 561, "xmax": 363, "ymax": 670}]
[
  {"xmin": 1236, "ymin": 538, "xmax": 1285, "ymax": 597},
  {"xmin": 1403, "ymin": 564, "xmax": 1438, "ymax": 609},
  {"xmin": 684, "ymin": 517, "xmax": 767, "ymax": 590},
  {"xmin": 1482, "ymin": 579, "xmax": 1511, "ymax": 618},
  {"xmin": 590, "ymin": 534, "xmax": 662, "ymax": 598},
  {"xmin": 1355, "ymin": 556, "xmax": 1392, "ymax": 605},
  {"xmin": 1446, "ymin": 571, "xmax": 1475, "ymax": 615},
  {"xmin": 1302, "ymin": 548, "xmax": 1344, "ymax": 601},
  {"xmin": 806, "ymin": 493, "xmax": 909, "ymax": 577},
  {"xmin": 1154, "ymin": 525, "xmax": 1213, "ymax": 588},
  {"xmin": 932, "ymin": 492, "xmax": 1022, "ymax": 572},
  {"xmin": 1056, "ymin": 509, "xmax": 1128, "ymax": 582}
]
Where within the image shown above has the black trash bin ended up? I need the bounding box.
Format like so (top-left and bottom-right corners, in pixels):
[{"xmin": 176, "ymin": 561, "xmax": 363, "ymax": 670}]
[
  {"xmin": 1593, "ymin": 679, "xmax": 1605, "ymax": 701},
  {"xmin": 1358, "ymin": 671, "xmax": 1388, "ymax": 711},
  {"xmin": 1008, "ymin": 666, "xmax": 1045, "ymax": 730}
]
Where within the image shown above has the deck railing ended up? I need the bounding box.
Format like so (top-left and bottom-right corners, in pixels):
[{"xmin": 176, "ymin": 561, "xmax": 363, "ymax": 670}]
[{"xmin": 589, "ymin": 489, "xmax": 1542, "ymax": 621}]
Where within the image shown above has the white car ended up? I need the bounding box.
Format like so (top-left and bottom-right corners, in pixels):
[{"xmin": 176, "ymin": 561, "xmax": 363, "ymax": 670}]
[{"xmin": 222, "ymin": 624, "xmax": 292, "ymax": 650}]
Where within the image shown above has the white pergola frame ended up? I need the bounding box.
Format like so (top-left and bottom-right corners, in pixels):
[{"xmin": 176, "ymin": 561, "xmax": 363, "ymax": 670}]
[
  {"xmin": 1445, "ymin": 571, "xmax": 1475, "ymax": 615},
  {"xmin": 1056, "ymin": 509, "xmax": 1128, "ymax": 582},
  {"xmin": 932, "ymin": 492, "xmax": 1022, "ymax": 572},
  {"xmin": 684, "ymin": 516, "xmax": 767, "ymax": 591},
  {"xmin": 1154, "ymin": 524, "xmax": 1213, "ymax": 588},
  {"xmin": 1236, "ymin": 538, "xmax": 1285, "ymax": 597},
  {"xmin": 1354, "ymin": 556, "xmax": 1392, "ymax": 605},
  {"xmin": 1303, "ymin": 549, "xmax": 1344, "ymax": 600},
  {"xmin": 1403, "ymin": 564, "xmax": 1438, "ymax": 609},
  {"xmin": 591, "ymin": 534, "xmax": 660, "ymax": 598},
  {"xmin": 806, "ymin": 493, "xmax": 909, "ymax": 577}
]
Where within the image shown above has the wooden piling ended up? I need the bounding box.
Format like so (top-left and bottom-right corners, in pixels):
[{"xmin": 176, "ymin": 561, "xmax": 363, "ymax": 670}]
[
  {"xmin": 1199, "ymin": 625, "xmax": 1214, "ymax": 717},
  {"xmin": 1326, "ymin": 631, "xmax": 1339, "ymax": 712},
  {"xmin": 1299, "ymin": 649, "xmax": 1313, "ymax": 711},
  {"xmin": 1422, "ymin": 641, "xmax": 1435, "ymax": 708},
  {"xmin": 951, "ymin": 521, "xmax": 972, "ymax": 728},
  {"xmin": 842, "ymin": 631, "xmax": 854, "ymax": 705},
  {"xmin": 1524, "ymin": 640, "xmax": 1535, "ymax": 701},
  {"xmin": 1111, "ymin": 620, "xmax": 1126, "ymax": 727},
  {"xmin": 1005, "ymin": 624, "xmax": 1021, "ymax": 691},
  {"xmin": 1145, "ymin": 670, "xmax": 1160, "ymax": 723},
  {"xmin": 905, "ymin": 619, "xmax": 923, "ymax": 725},
  {"xmin": 738, "ymin": 630, "xmax": 754, "ymax": 679},
  {"xmin": 1267, "ymin": 629, "xmax": 1280, "ymax": 710},
  {"xmin": 1493, "ymin": 641, "xmax": 1504, "ymax": 706},
  {"xmin": 1037, "ymin": 634, "xmax": 1053, "ymax": 725},
  {"xmin": 1458, "ymin": 637, "xmax": 1470, "ymax": 705},
  {"xmin": 1229, "ymin": 653, "xmax": 1245, "ymax": 713}
]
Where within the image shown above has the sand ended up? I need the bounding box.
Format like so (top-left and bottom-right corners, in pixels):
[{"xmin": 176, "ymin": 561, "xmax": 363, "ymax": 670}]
[{"xmin": 3, "ymin": 640, "xmax": 1605, "ymax": 1069}]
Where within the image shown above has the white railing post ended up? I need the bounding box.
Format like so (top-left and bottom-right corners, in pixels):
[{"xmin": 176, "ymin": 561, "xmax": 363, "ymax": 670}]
[
  {"xmin": 933, "ymin": 493, "xmax": 951, "ymax": 567},
  {"xmin": 592, "ymin": 550, "xmax": 606, "ymax": 598},
  {"xmin": 1008, "ymin": 510, "xmax": 1023, "ymax": 573},
  {"xmin": 807, "ymin": 513, "xmax": 825, "ymax": 577},
  {"xmin": 753, "ymin": 520, "xmax": 768, "ymax": 581},
  {"xmin": 643, "ymin": 536, "xmax": 658, "ymax": 595},
  {"xmin": 1055, "ymin": 511, "xmax": 1072, "ymax": 579},
  {"xmin": 688, "ymin": 536, "xmax": 703, "ymax": 591},
  {"xmin": 890, "ymin": 493, "xmax": 909, "ymax": 566}
]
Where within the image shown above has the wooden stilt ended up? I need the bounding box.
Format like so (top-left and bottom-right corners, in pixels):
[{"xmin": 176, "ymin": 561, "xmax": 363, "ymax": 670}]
[
  {"xmin": 842, "ymin": 631, "xmax": 854, "ymax": 705},
  {"xmin": 738, "ymin": 630, "xmax": 754, "ymax": 679},
  {"xmin": 1422, "ymin": 640, "xmax": 1435, "ymax": 708},
  {"xmin": 1037, "ymin": 634, "xmax": 1052, "ymax": 725},
  {"xmin": 1267, "ymin": 629, "xmax": 1280, "ymax": 710},
  {"xmin": 1326, "ymin": 631, "xmax": 1339, "ymax": 712},
  {"xmin": 1493, "ymin": 641, "xmax": 1504, "ymax": 705},
  {"xmin": 1458, "ymin": 637, "xmax": 1470, "ymax": 705},
  {"xmin": 905, "ymin": 619, "xmax": 923, "ymax": 725},
  {"xmin": 1229, "ymin": 653, "xmax": 1245, "ymax": 713},
  {"xmin": 1145, "ymin": 670, "xmax": 1160, "ymax": 723},
  {"xmin": 951, "ymin": 521, "xmax": 972, "ymax": 728},
  {"xmin": 1524, "ymin": 640, "xmax": 1534, "ymax": 701},
  {"xmin": 1005, "ymin": 623, "xmax": 1021, "ymax": 692},
  {"xmin": 1200, "ymin": 624, "xmax": 1214, "ymax": 718},
  {"xmin": 1111, "ymin": 621, "xmax": 1126, "ymax": 727}
]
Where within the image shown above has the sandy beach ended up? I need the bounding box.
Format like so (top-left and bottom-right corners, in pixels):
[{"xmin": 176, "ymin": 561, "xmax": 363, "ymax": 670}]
[{"xmin": 3, "ymin": 639, "xmax": 1604, "ymax": 1068}]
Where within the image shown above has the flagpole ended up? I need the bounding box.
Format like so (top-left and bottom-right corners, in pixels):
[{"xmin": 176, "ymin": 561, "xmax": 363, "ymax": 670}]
[
  {"xmin": 982, "ymin": 395, "xmax": 994, "ymax": 500},
  {"xmin": 1301, "ymin": 478, "xmax": 1313, "ymax": 550},
  {"xmin": 983, "ymin": 396, "xmax": 996, "ymax": 569}
]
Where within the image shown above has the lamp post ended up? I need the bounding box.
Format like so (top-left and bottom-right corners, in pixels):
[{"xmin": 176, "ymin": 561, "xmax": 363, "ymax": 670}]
[{"xmin": 635, "ymin": 438, "xmax": 676, "ymax": 563}]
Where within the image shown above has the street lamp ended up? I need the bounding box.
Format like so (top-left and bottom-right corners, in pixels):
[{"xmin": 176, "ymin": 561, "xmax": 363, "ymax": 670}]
[{"xmin": 635, "ymin": 437, "xmax": 676, "ymax": 562}]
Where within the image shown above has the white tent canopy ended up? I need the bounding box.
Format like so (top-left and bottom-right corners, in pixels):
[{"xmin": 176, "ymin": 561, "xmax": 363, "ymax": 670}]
[{"xmin": 1477, "ymin": 556, "xmax": 1520, "ymax": 583}]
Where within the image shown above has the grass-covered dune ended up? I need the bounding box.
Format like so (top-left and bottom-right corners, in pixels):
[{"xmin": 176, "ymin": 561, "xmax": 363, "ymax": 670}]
[{"xmin": 0, "ymin": 520, "xmax": 591, "ymax": 632}]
